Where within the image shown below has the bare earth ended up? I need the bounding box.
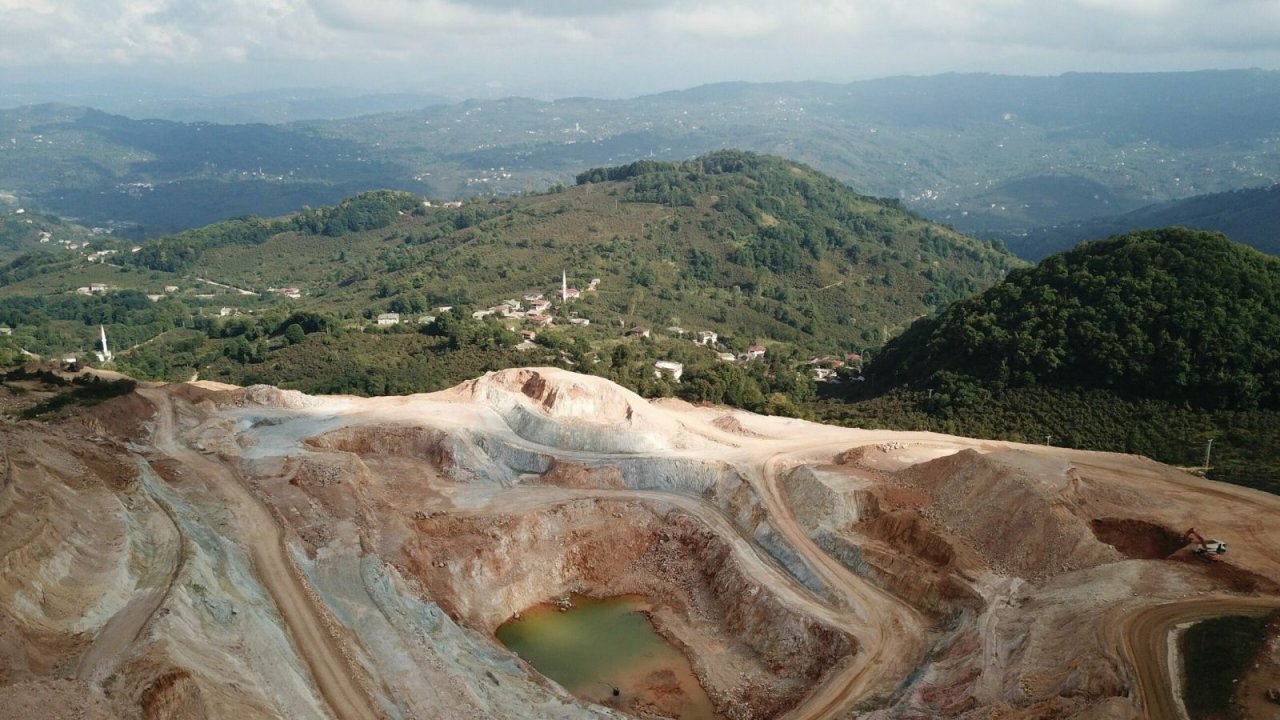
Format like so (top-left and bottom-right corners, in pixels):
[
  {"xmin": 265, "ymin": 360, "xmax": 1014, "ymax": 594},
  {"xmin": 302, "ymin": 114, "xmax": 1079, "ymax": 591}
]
[{"xmin": 2, "ymin": 367, "xmax": 1279, "ymax": 720}]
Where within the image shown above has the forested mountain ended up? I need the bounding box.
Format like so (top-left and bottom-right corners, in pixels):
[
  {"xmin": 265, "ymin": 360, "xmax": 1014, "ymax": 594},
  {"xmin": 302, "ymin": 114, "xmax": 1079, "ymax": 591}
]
[
  {"xmin": 871, "ymin": 228, "xmax": 1280, "ymax": 410},
  {"xmin": 3, "ymin": 71, "xmax": 1280, "ymax": 236},
  {"xmin": 1000, "ymin": 184, "xmax": 1280, "ymax": 260}
]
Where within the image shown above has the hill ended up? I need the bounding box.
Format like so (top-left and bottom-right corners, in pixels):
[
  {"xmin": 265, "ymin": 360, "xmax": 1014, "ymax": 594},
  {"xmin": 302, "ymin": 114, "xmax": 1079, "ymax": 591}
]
[
  {"xmin": 0, "ymin": 151, "xmax": 1017, "ymax": 393},
  {"xmin": 5, "ymin": 71, "xmax": 1280, "ymax": 235},
  {"xmin": 1000, "ymin": 184, "xmax": 1280, "ymax": 261},
  {"xmin": 870, "ymin": 228, "xmax": 1280, "ymax": 410}
]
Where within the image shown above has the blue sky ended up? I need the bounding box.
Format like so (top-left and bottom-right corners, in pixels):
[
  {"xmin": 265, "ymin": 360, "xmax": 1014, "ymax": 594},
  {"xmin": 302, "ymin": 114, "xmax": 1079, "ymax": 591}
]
[{"xmin": 4, "ymin": 0, "xmax": 1280, "ymax": 100}]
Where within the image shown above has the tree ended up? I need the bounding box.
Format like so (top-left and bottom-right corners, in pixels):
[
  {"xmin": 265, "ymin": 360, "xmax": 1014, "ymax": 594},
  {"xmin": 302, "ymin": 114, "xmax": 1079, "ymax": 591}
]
[{"xmin": 284, "ymin": 323, "xmax": 305, "ymax": 345}]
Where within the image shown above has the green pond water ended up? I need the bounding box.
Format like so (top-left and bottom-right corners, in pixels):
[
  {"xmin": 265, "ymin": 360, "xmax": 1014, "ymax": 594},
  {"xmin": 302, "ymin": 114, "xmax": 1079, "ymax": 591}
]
[{"xmin": 496, "ymin": 595, "xmax": 718, "ymax": 719}]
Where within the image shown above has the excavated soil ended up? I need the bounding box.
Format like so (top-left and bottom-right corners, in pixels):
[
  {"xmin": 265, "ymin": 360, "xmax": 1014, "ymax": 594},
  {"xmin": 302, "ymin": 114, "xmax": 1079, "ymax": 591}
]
[
  {"xmin": 1089, "ymin": 518, "xmax": 1187, "ymax": 559},
  {"xmin": 4, "ymin": 367, "xmax": 1280, "ymax": 720}
]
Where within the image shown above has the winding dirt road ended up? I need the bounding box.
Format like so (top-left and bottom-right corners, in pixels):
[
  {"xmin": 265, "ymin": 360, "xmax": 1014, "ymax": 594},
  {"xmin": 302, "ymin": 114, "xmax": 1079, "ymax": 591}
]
[{"xmin": 140, "ymin": 388, "xmax": 383, "ymax": 720}]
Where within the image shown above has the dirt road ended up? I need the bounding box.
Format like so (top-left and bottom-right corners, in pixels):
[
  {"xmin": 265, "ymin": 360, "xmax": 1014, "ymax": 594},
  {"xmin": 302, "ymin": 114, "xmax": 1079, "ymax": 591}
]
[
  {"xmin": 140, "ymin": 388, "xmax": 382, "ymax": 720},
  {"xmin": 1119, "ymin": 597, "xmax": 1279, "ymax": 720}
]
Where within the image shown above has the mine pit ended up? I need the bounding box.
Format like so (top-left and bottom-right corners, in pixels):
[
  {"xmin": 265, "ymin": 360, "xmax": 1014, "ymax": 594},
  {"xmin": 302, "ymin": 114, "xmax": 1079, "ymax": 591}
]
[
  {"xmin": 408, "ymin": 498, "xmax": 854, "ymax": 719},
  {"xmin": 496, "ymin": 594, "xmax": 718, "ymax": 719}
]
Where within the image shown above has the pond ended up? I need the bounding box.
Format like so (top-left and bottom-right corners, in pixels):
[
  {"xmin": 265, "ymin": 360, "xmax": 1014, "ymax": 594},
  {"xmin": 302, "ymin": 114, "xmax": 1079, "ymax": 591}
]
[{"xmin": 496, "ymin": 594, "xmax": 718, "ymax": 719}]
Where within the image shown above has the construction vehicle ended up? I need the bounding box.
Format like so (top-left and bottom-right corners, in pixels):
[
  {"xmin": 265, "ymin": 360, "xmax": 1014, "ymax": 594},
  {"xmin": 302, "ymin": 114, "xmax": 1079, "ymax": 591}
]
[{"xmin": 1183, "ymin": 528, "xmax": 1227, "ymax": 560}]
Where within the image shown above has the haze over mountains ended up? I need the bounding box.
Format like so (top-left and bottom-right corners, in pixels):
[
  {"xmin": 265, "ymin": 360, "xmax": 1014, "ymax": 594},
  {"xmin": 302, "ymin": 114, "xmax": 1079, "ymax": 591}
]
[{"xmin": 4, "ymin": 70, "xmax": 1280, "ymax": 245}]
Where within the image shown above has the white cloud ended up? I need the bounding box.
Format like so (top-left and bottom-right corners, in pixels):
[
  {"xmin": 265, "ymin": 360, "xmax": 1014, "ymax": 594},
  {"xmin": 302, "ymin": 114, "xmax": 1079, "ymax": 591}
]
[{"xmin": 1, "ymin": 0, "xmax": 1278, "ymax": 96}]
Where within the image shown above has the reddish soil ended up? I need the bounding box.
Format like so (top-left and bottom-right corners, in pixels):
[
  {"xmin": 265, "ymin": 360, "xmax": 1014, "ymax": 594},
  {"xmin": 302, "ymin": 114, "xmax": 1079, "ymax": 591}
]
[{"xmin": 1089, "ymin": 518, "xmax": 1187, "ymax": 559}]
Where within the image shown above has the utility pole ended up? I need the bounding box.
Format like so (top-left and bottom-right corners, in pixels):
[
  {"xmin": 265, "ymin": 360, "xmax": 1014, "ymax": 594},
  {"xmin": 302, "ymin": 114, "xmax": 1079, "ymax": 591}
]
[
  {"xmin": 1045, "ymin": 435, "xmax": 1053, "ymax": 446},
  {"xmin": 1204, "ymin": 438, "xmax": 1214, "ymax": 470}
]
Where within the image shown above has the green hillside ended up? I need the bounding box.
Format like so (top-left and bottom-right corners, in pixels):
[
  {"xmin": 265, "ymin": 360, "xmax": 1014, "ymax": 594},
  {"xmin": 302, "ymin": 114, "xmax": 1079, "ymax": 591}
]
[
  {"xmin": 871, "ymin": 228, "xmax": 1280, "ymax": 410},
  {"xmin": 0, "ymin": 150, "xmax": 1016, "ymax": 389},
  {"xmin": 123, "ymin": 151, "xmax": 1016, "ymax": 352}
]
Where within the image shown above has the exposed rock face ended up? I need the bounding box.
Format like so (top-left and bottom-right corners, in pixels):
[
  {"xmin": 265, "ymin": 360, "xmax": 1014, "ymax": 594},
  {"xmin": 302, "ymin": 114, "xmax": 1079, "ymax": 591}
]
[{"xmin": 3, "ymin": 368, "xmax": 1280, "ymax": 720}]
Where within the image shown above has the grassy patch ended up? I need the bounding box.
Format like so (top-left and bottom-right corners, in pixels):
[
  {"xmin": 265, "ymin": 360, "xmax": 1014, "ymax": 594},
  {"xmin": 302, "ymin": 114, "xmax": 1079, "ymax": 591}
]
[{"xmin": 1181, "ymin": 614, "xmax": 1272, "ymax": 720}]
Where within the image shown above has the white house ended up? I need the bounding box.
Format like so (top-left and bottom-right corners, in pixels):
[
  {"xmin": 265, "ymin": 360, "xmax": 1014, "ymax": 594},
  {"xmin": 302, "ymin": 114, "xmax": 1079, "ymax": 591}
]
[
  {"xmin": 744, "ymin": 345, "xmax": 767, "ymax": 361},
  {"xmin": 654, "ymin": 361, "xmax": 684, "ymax": 382},
  {"xmin": 695, "ymin": 330, "xmax": 718, "ymax": 346},
  {"xmin": 377, "ymin": 313, "xmax": 401, "ymax": 326}
]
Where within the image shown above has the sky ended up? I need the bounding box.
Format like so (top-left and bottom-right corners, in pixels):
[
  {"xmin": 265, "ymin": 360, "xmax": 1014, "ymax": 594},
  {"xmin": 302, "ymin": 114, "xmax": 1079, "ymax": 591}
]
[{"xmin": 4, "ymin": 0, "xmax": 1280, "ymax": 101}]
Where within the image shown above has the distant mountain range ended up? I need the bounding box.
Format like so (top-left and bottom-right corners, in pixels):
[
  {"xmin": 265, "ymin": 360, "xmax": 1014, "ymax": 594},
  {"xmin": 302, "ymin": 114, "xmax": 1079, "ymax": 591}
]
[
  {"xmin": 2, "ymin": 71, "xmax": 1279, "ymax": 237},
  {"xmin": 998, "ymin": 183, "xmax": 1280, "ymax": 260}
]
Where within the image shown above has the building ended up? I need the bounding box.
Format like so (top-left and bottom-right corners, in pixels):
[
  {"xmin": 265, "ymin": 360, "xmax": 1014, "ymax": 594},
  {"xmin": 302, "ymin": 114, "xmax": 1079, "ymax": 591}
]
[
  {"xmin": 89, "ymin": 283, "xmax": 108, "ymax": 293},
  {"xmin": 568, "ymin": 317, "xmax": 590, "ymax": 326},
  {"xmin": 654, "ymin": 360, "xmax": 684, "ymax": 382},
  {"xmin": 219, "ymin": 307, "xmax": 236, "ymax": 317},
  {"xmin": 471, "ymin": 310, "xmax": 494, "ymax": 320},
  {"xmin": 417, "ymin": 315, "xmax": 436, "ymax": 325},
  {"xmin": 526, "ymin": 312, "xmax": 554, "ymax": 327},
  {"xmin": 0, "ymin": 326, "xmax": 11, "ymax": 336},
  {"xmin": 626, "ymin": 327, "xmax": 651, "ymax": 339},
  {"xmin": 377, "ymin": 313, "xmax": 401, "ymax": 326},
  {"xmin": 695, "ymin": 330, "xmax": 718, "ymax": 346},
  {"xmin": 164, "ymin": 285, "xmax": 179, "ymax": 293},
  {"xmin": 744, "ymin": 345, "xmax": 767, "ymax": 360},
  {"xmin": 717, "ymin": 352, "xmax": 737, "ymax": 362}
]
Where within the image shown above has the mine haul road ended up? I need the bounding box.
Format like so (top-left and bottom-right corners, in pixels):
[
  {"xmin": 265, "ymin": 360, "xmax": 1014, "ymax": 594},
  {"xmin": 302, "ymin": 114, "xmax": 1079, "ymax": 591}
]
[
  {"xmin": 1120, "ymin": 597, "xmax": 1279, "ymax": 720},
  {"xmin": 141, "ymin": 388, "xmax": 384, "ymax": 720}
]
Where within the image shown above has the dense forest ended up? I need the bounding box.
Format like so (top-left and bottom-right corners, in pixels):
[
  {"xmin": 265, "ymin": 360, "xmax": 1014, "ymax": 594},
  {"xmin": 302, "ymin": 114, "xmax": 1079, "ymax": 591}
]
[{"xmin": 872, "ymin": 229, "xmax": 1280, "ymax": 411}]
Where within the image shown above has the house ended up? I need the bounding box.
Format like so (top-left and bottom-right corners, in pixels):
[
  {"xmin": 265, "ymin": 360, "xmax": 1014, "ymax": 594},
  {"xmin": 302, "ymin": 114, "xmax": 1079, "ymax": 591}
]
[
  {"xmin": 417, "ymin": 315, "xmax": 436, "ymax": 325},
  {"xmin": 76, "ymin": 286, "xmax": 91, "ymax": 295},
  {"xmin": 529, "ymin": 299, "xmax": 552, "ymax": 313},
  {"xmin": 654, "ymin": 360, "xmax": 684, "ymax": 382},
  {"xmin": 219, "ymin": 307, "xmax": 236, "ymax": 317},
  {"xmin": 717, "ymin": 352, "xmax": 737, "ymax": 362},
  {"xmin": 89, "ymin": 283, "xmax": 108, "ymax": 293},
  {"xmin": 695, "ymin": 330, "xmax": 718, "ymax": 346},
  {"xmin": 586, "ymin": 278, "xmax": 600, "ymax": 291},
  {"xmin": 522, "ymin": 293, "xmax": 544, "ymax": 302},
  {"xmin": 434, "ymin": 306, "xmax": 454, "ymax": 314},
  {"xmin": 558, "ymin": 287, "xmax": 581, "ymax": 300},
  {"xmin": 568, "ymin": 317, "xmax": 590, "ymax": 326},
  {"xmin": 526, "ymin": 313, "xmax": 554, "ymax": 327},
  {"xmin": 377, "ymin": 313, "xmax": 401, "ymax": 326},
  {"xmin": 164, "ymin": 285, "xmax": 179, "ymax": 293},
  {"xmin": 0, "ymin": 326, "xmax": 11, "ymax": 336},
  {"xmin": 520, "ymin": 330, "xmax": 538, "ymax": 341},
  {"xmin": 270, "ymin": 286, "xmax": 302, "ymax": 299},
  {"xmin": 744, "ymin": 345, "xmax": 767, "ymax": 360},
  {"xmin": 846, "ymin": 352, "xmax": 863, "ymax": 364},
  {"xmin": 813, "ymin": 367, "xmax": 837, "ymax": 382},
  {"xmin": 471, "ymin": 310, "xmax": 494, "ymax": 320},
  {"xmin": 626, "ymin": 327, "xmax": 651, "ymax": 339}
]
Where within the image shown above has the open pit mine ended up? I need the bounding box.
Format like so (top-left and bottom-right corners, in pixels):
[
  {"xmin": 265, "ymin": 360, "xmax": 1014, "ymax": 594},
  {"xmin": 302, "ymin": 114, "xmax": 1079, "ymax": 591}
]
[{"xmin": 3, "ymin": 367, "xmax": 1280, "ymax": 719}]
